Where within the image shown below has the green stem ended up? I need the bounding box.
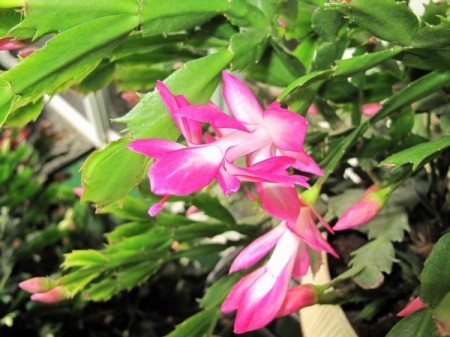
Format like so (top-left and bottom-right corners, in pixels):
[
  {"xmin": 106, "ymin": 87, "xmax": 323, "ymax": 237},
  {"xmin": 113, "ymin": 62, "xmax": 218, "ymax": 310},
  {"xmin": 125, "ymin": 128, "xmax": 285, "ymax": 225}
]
[{"xmin": 0, "ymin": 0, "xmax": 24, "ymax": 8}]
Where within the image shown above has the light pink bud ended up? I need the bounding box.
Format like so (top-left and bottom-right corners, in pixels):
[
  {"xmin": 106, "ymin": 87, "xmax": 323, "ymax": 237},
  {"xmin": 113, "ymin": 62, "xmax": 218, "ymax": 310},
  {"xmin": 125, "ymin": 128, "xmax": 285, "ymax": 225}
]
[
  {"xmin": 362, "ymin": 103, "xmax": 382, "ymax": 117},
  {"xmin": 18, "ymin": 47, "xmax": 39, "ymax": 58},
  {"xmin": 121, "ymin": 91, "xmax": 140, "ymax": 105},
  {"xmin": 307, "ymin": 104, "xmax": 319, "ymax": 116},
  {"xmin": 185, "ymin": 205, "xmax": 200, "ymax": 216},
  {"xmin": 73, "ymin": 187, "xmax": 84, "ymax": 198},
  {"xmin": 0, "ymin": 37, "xmax": 25, "ymax": 51},
  {"xmin": 19, "ymin": 277, "xmax": 53, "ymax": 294},
  {"xmin": 277, "ymin": 18, "xmax": 287, "ymax": 28},
  {"xmin": 277, "ymin": 285, "xmax": 318, "ymax": 317},
  {"xmin": 30, "ymin": 286, "xmax": 69, "ymax": 303},
  {"xmin": 334, "ymin": 185, "xmax": 390, "ymax": 231},
  {"xmin": 397, "ymin": 297, "xmax": 427, "ymax": 317}
]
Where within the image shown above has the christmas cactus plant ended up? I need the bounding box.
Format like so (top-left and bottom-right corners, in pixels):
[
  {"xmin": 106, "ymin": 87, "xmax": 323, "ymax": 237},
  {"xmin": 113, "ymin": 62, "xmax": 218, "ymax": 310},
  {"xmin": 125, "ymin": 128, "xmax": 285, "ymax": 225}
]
[{"xmin": 1, "ymin": 0, "xmax": 449, "ymax": 336}]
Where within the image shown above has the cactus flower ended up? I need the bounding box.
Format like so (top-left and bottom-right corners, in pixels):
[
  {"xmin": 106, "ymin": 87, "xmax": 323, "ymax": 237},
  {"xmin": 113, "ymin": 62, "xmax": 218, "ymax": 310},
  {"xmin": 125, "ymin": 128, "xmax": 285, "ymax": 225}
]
[
  {"xmin": 30, "ymin": 286, "xmax": 69, "ymax": 304},
  {"xmin": 19, "ymin": 277, "xmax": 54, "ymax": 294},
  {"xmin": 333, "ymin": 185, "xmax": 390, "ymax": 231}
]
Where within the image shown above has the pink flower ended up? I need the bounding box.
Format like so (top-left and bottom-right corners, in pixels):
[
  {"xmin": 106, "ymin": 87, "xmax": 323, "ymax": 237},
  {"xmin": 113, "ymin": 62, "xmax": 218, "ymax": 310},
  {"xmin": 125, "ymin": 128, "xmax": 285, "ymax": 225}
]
[
  {"xmin": 121, "ymin": 91, "xmax": 141, "ymax": 105},
  {"xmin": 222, "ymin": 207, "xmax": 337, "ymax": 333},
  {"xmin": 276, "ymin": 284, "xmax": 319, "ymax": 317},
  {"xmin": 19, "ymin": 277, "xmax": 54, "ymax": 294},
  {"xmin": 18, "ymin": 47, "xmax": 38, "ymax": 58},
  {"xmin": 0, "ymin": 37, "xmax": 25, "ymax": 51},
  {"xmin": 73, "ymin": 187, "xmax": 84, "ymax": 198},
  {"xmin": 362, "ymin": 103, "xmax": 382, "ymax": 117},
  {"xmin": 307, "ymin": 104, "xmax": 319, "ymax": 115},
  {"xmin": 30, "ymin": 286, "xmax": 69, "ymax": 304},
  {"xmin": 129, "ymin": 73, "xmax": 317, "ymax": 215},
  {"xmin": 333, "ymin": 185, "xmax": 390, "ymax": 231},
  {"xmin": 397, "ymin": 297, "xmax": 427, "ymax": 317},
  {"xmin": 222, "ymin": 226, "xmax": 302, "ymax": 333}
]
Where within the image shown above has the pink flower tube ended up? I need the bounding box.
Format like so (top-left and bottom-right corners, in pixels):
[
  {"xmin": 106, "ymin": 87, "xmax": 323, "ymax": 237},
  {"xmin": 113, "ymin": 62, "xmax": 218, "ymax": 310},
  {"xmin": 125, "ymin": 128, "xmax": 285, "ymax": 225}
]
[{"xmin": 333, "ymin": 185, "xmax": 390, "ymax": 231}]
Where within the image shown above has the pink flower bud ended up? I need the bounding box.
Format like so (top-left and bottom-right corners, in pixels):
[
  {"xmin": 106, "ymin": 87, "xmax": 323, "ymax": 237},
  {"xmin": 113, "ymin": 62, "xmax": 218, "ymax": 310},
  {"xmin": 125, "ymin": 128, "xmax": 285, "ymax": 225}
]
[
  {"xmin": 185, "ymin": 205, "xmax": 200, "ymax": 216},
  {"xmin": 307, "ymin": 104, "xmax": 319, "ymax": 116},
  {"xmin": 73, "ymin": 187, "xmax": 84, "ymax": 198},
  {"xmin": 362, "ymin": 103, "xmax": 382, "ymax": 117},
  {"xmin": 19, "ymin": 277, "xmax": 54, "ymax": 294},
  {"xmin": 333, "ymin": 185, "xmax": 390, "ymax": 231},
  {"xmin": 18, "ymin": 47, "xmax": 39, "ymax": 58},
  {"xmin": 121, "ymin": 91, "xmax": 140, "ymax": 105},
  {"xmin": 277, "ymin": 285, "xmax": 318, "ymax": 317},
  {"xmin": 0, "ymin": 37, "xmax": 25, "ymax": 51},
  {"xmin": 30, "ymin": 286, "xmax": 69, "ymax": 304},
  {"xmin": 397, "ymin": 297, "xmax": 427, "ymax": 317}
]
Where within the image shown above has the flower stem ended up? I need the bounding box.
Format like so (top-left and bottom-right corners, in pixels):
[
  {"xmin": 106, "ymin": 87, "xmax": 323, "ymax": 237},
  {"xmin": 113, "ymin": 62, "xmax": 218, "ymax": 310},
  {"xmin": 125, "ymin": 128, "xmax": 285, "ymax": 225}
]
[{"xmin": 0, "ymin": 0, "xmax": 24, "ymax": 8}]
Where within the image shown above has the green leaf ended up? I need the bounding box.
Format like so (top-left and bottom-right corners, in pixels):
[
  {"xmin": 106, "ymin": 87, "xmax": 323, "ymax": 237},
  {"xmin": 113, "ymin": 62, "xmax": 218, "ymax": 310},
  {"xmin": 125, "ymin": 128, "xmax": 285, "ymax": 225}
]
[
  {"xmin": 116, "ymin": 261, "xmax": 162, "ymax": 290},
  {"xmin": 386, "ymin": 309, "xmax": 439, "ymax": 337},
  {"xmin": 60, "ymin": 269, "xmax": 102, "ymax": 295},
  {"xmin": 278, "ymin": 69, "xmax": 333, "ymax": 102},
  {"xmin": 106, "ymin": 222, "xmax": 153, "ymax": 244},
  {"xmin": 434, "ymin": 292, "xmax": 450, "ymax": 335},
  {"xmin": 226, "ymin": 0, "xmax": 268, "ymax": 27},
  {"xmin": 366, "ymin": 207, "xmax": 409, "ymax": 242},
  {"xmin": 0, "ymin": 14, "xmax": 138, "ymax": 126},
  {"xmin": 76, "ymin": 62, "xmax": 116, "ymax": 93},
  {"xmin": 339, "ymin": 0, "xmax": 419, "ymax": 46},
  {"xmin": 166, "ymin": 307, "xmax": 220, "ymax": 337},
  {"xmin": 63, "ymin": 250, "xmax": 108, "ymax": 269},
  {"xmin": 86, "ymin": 278, "xmax": 119, "ymax": 302},
  {"xmin": 10, "ymin": 0, "xmax": 137, "ymax": 39},
  {"xmin": 421, "ymin": 2, "xmax": 449, "ymax": 26},
  {"xmin": 349, "ymin": 237, "xmax": 396, "ymax": 289},
  {"xmin": 0, "ymin": 9, "xmax": 21, "ymax": 36},
  {"xmin": 199, "ymin": 273, "xmax": 244, "ymax": 309},
  {"xmin": 229, "ymin": 27, "xmax": 269, "ymax": 71},
  {"xmin": 117, "ymin": 50, "xmax": 232, "ymax": 139},
  {"xmin": 5, "ymin": 98, "xmax": 43, "ymax": 127},
  {"xmin": 334, "ymin": 47, "xmax": 403, "ymax": 78},
  {"xmin": 420, "ymin": 233, "xmax": 450, "ymax": 307},
  {"xmin": 81, "ymin": 138, "xmax": 148, "ymax": 207},
  {"xmin": 98, "ymin": 195, "xmax": 150, "ymax": 221},
  {"xmin": 412, "ymin": 16, "xmax": 450, "ymax": 49},
  {"xmin": 381, "ymin": 136, "xmax": 450, "ymax": 170},
  {"xmin": 311, "ymin": 7, "xmax": 345, "ymax": 42},
  {"xmin": 388, "ymin": 109, "xmax": 415, "ymax": 141},
  {"xmin": 140, "ymin": 0, "xmax": 228, "ymax": 36},
  {"xmin": 104, "ymin": 227, "xmax": 172, "ymax": 253},
  {"xmin": 190, "ymin": 193, "xmax": 236, "ymax": 225}
]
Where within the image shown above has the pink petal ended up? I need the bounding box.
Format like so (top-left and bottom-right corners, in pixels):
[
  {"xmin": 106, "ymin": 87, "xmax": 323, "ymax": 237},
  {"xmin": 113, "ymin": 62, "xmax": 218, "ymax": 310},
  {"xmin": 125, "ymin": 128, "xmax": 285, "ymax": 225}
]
[
  {"xmin": 229, "ymin": 225, "xmax": 287, "ymax": 273},
  {"xmin": 263, "ymin": 105, "xmax": 308, "ymax": 152},
  {"xmin": 292, "ymin": 240, "xmax": 311, "ymax": 278},
  {"xmin": 257, "ymin": 183, "xmax": 301, "ymax": 224},
  {"xmin": 222, "ymin": 71, "xmax": 264, "ymax": 125},
  {"xmin": 333, "ymin": 199, "xmax": 381, "ymax": 231},
  {"xmin": 290, "ymin": 208, "xmax": 339, "ymax": 258},
  {"xmin": 310, "ymin": 207, "xmax": 334, "ymax": 234},
  {"xmin": 19, "ymin": 277, "xmax": 53, "ymax": 294},
  {"xmin": 234, "ymin": 234, "xmax": 297, "ymax": 333},
  {"xmin": 281, "ymin": 149, "xmax": 324, "ymax": 176},
  {"xmin": 362, "ymin": 103, "xmax": 382, "ymax": 117},
  {"xmin": 221, "ymin": 267, "xmax": 266, "ymax": 313},
  {"xmin": 174, "ymin": 104, "xmax": 249, "ymax": 132},
  {"xmin": 218, "ymin": 168, "xmax": 241, "ymax": 196},
  {"xmin": 148, "ymin": 195, "xmax": 170, "ymax": 216},
  {"xmin": 277, "ymin": 284, "xmax": 318, "ymax": 317},
  {"xmin": 30, "ymin": 286, "xmax": 68, "ymax": 304},
  {"xmin": 156, "ymin": 81, "xmax": 202, "ymax": 144},
  {"xmin": 150, "ymin": 145, "xmax": 224, "ymax": 195},
  {"xmin": 248, "ymin": 155, "xmax": 295, "ymax": 174},
  {"xmin": 128, "ymin": 139, "xmax": 185, "ymax": 159},
  {"xmin": 397, "ymin": 297, "xmax": 427, "ymax": 317},
  {"xmin": 0, "ymin": 37, "xmax": 25, "ymax": 51}
]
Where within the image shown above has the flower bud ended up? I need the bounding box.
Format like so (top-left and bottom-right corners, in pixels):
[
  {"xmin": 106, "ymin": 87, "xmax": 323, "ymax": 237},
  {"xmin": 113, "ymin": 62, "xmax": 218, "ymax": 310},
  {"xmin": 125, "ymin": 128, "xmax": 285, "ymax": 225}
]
[
  {"xmin": 334, "ymin": 185, "xmax": 390, "ymax": 231},
  {"xmin": 19, "ymin": 277, "xmax": 55, "ymax": 294},
  {"xmin": 73, "ymin": 187, "xmax": 84, "ymax": 198},
  {"xmin": 30, "ymin": 286, "xmax": 69, "ymax": 304},
  {"xmin": 307, "ymin": 104, "xmax": 319, "ymax": 116},
  {"xmin": 362, "ymin": 103, "xmax": 382, "ymax": 117},
  {"xmin": 0, "ymin": 37, "xmax": 25, "ymax": 51},
  {"xmin": 121, "ymin": 91, "xmax": 140, "ymax": 105},
  {"xmin": 18, "ymin": 47, "xmax": 39, "ymax": 58},
  {"xmin": 277, "ymin": 285, "xmax": 319, "ymax": 317},
  {"xmin": 397, "ymin": 297, "xmax": 427, "ymax": 317}
]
